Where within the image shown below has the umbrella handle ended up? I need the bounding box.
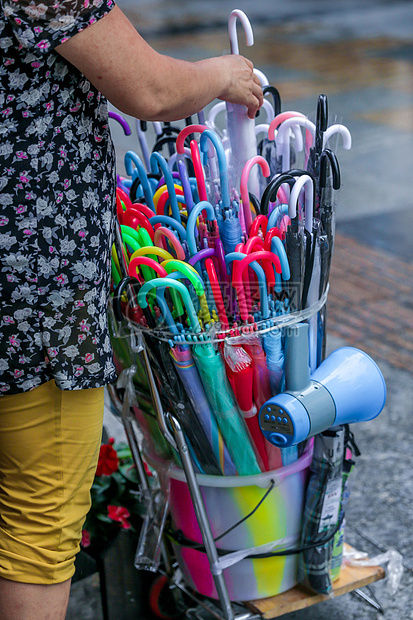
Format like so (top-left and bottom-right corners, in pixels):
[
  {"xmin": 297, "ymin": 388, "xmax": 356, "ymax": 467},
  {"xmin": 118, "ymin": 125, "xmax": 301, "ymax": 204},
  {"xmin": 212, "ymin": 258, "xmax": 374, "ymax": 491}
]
[
  {"xmin": 263, "ymin": 85, "xmax": 282, "ymax": 117},
  {"xmin": 289, "ymin": 174, "xmax": 315, "ymax": 233},
  {"xmin": 188, "ymin": 247, "xmax": 216, "ymax": 270},
  {"xmin": 124, "ymin": 151, "xmax": 155, "ymax": 212},
  {"xmin": 109, "ymin": 111, "xmax": 131, "ymax": 136},
  {"xmin": 240, "ymin": 155, "xmax": 270, "ymax": 234},
  {"xmin": 199, "ymin": 129, "xmax": 230, "ymax": 210},
  {"xmin": 175, "ymin": 124, "xmax": 208, "ymax": 154},
  {"xmin": 122, "ymin": 210, "xmax": 155, "ymax": 242},
  {"xmin": 138, "ymin": 277, "xmax": 201, "ymax": 333},
  {"xmin": 128, "ymin": 256, "xmax": 167, "ymax": 280},
  {"xmin": 150, "ymin": 152, "xmax": 181, "ymax": 223},
  {"xmin": 154, "ymin": 227, "xmax": 186, "ymax": 261},
  {"xmin": 249, "ymin": 214, "xmax": 268, "ymax": 237},
  {"xmin": 323, "ymin": 124, "xmax": 352, "ymax": 150},
  {"xmin": 268, "ymin": 236, "xmax": 290, "ymax": 281},
  {"xmin": 260, "ymin": 174, "xmax": 297, "ymax": 217},
  {"xmin": 274, "ymin": 117, "xmax": 315, "ymax": 172},
  {"xmin": 149, "ymin": 215, "xmax": 187, "ymax": 241},
  {"xmin": 206, "ymin": 101, "xmax": 227, "ymax": 135},
  {"xmin": 186, "ymin": 200, "xmax": 217, "ymax": 257},
  {"xmin": 162, "ymin": 260, "xmax": 204, "ymax": 296},
  {"xmin": 228, "ymin": 9, "xmax": 254, "ymax": 55},
  {"xmin": 130, "ymin": 246, "xmax": 174, "ymax": 262},
  {"xmin": 319, "ymin": 149, "xmax": 341, "ymax": 190}
]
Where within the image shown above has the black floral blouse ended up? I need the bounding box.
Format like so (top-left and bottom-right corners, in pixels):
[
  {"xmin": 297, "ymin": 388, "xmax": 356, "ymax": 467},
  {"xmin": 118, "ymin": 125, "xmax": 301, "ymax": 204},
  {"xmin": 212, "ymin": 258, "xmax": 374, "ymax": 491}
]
[{"xmin": 0, "ymin": 0, "xmax": 118, "ymax": 393}]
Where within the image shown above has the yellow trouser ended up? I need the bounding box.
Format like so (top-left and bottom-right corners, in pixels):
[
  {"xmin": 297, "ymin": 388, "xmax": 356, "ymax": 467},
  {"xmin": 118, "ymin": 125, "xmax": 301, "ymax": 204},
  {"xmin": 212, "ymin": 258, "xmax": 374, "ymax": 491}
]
[{"xmin": 0, "ymin": 380, "xmax": 104, "ymax": 584}]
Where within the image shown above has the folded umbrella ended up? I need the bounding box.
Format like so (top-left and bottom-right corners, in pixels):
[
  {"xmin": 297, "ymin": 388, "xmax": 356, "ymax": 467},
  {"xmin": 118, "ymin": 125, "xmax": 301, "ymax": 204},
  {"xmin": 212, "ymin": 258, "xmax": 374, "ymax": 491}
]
[{"xmin": 298, "ymin": 426, "xmax": 346, "ymax": 595}]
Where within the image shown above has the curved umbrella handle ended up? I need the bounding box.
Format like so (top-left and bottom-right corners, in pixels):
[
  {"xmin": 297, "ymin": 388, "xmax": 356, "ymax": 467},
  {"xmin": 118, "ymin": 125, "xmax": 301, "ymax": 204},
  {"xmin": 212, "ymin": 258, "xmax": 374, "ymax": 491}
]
[
  {"xmin": 260, "ymin": 173, "xmax": 297, "ymax": 216},
  {"xmin": 323, "ymin": 124, "xmax": 352, "ymax": 150},
  {"xmin": 253, "ymin": 68, "xmax": 269, "ymax": 87},
  {"xmin": 168, "ymin": 148, "xmax": 191, "ymax": 172},
  {"xmin": 264, "ymin": 233, "xmax": 290, "ymax": 280},
  {"xmin": 176, "ymin": 124, "xmax": 208, "ymax": 155},
  {"xmin": 242, "ymin": 237, "xmax": 276, "ymax": 290},
  {"xmin": 122, "ymin": 209, "xmax": 155, "ymax": 242},
  {"xmin": 150, "ymin": 152, "xmax": 181, "ymax": 223},
  {"xmin": 255, "ymin": 123, "xmax": 270, "ymax": 142},
  {"xmin": 124, "ymin": 151, "xmax": 155, "ymax": 212},
  {"xmin": 199, "ymin": 129, "xmax": 230, "ymax": 210},
  {"xmin": 149, "ymin": 215, "xmax": 187, "ymax": 241},
  {"xmin": 289, "ymin": 174, "xmax": 315, "ymax": 232},
  {"xmin": 138, "ymin": 278, "xmax": 201, "ymax": 333},
  {"xmin": 163, "ymin": 263, "xmax": 210, "ymax": 324},
  {"xmin": 162, "ymin": 260, "xmax": 204, "ymax": 296},
  {"xmin": 240, "ymin": 155, "xmax": 270, "ymax": 233},
  {"xmin": 249, "ymin": 214, "xmax": 268, "ymax": 237},
  {"xmin": 228, "ymin": 8, "xmax": 254, "ymax": 54},
  {"xmin": 186, "ymin": 200, "xmax": 217, "ymax": 257},
  {"xmin": 206, "ymin": 102, "xmax": 227, "ymax": 134},
  {"xmin": 188, "ymin": 247, "xmax": 215, "ymax": 270},
  {"xmin": 274, "ymin": 117, "xmax": 316, "ymax": 171},
  {"xmin": 268, "ymin": 111, "xmax": 306, "ymax": 140},
  {"xmin": 154, "ymin": 227, "xmax": 186, "ymax": 261},
  {"xmin": 319, "ymin": 149, "xmax": 341, "ymax": 190},
  {"xmin": 263, "ymin": 85, "xmax": 281, "ymax": 117},
  {"xmin": 109, "ymin": 112, "xmax": 131, "ymax": 136},
  {"xmin": 156, "ymin": 187, "xmax": 185, "ymax": 218},
  {"xmin": 243, "ymin": 235, "xmax": 264, "ymax": 254},
  {"xmin": 130, "ymin": 246, "xmax": 174, "ymax": 263}
]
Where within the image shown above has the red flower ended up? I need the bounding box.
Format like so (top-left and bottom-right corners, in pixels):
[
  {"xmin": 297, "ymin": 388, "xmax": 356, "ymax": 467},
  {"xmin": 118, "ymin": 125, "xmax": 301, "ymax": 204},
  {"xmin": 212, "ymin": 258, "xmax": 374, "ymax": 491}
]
[
  {"xmin": 107, "ymin": 505, "xmax": 131, "ymax": 529},
  {"xmin": 81, "ymin": 529, "xmax": 91, "ymax": 548},
  {"xmin": 95, "ymin": 438, "xmax": 119, "ymax": 476}
]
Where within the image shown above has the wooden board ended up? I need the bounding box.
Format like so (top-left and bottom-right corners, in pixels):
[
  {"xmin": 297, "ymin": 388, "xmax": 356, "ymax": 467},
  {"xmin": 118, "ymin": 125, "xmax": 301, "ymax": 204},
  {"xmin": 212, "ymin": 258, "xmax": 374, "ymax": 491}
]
[{"xmin": 246, "ymin": 548, "xmax": 385, "ymax": 619}]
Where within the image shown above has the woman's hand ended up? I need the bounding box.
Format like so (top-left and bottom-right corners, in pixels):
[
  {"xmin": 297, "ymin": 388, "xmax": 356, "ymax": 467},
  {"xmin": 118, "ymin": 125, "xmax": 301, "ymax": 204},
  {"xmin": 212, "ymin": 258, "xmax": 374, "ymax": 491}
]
[{"xmin": 214, "ymin": 54, "xmax": 263, "ymax": 119}]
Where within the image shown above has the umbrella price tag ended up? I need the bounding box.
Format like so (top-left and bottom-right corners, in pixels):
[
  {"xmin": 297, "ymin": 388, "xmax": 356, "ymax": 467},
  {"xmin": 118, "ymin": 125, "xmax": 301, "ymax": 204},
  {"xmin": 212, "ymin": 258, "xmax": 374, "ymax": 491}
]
[{"xmin": 318, "ymin": 477, "xmax": 342, "ymax": 533}]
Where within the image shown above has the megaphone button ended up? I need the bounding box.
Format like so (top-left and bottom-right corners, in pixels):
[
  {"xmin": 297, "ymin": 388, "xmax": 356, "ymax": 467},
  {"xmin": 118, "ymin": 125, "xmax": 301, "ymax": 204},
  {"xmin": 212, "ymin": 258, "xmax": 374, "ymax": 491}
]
[
  {"xmin": 269, "ymin": 432, "xmax": 288, "ymax": 446},
  {"xmin": 277, "ymin": 416, "xmax": 282, "ymax": 423},
  {"xmin": 264, "ymin": 414, "xmax": 270, "ymax": 421}
]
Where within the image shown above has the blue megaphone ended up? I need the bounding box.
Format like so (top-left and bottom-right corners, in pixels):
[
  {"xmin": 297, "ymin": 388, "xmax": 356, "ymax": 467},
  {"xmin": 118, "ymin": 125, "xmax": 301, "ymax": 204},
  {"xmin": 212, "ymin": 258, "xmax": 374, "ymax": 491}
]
[{"xmin": 259, "ymin": 323, "xmax": 386, "ymax": 448}]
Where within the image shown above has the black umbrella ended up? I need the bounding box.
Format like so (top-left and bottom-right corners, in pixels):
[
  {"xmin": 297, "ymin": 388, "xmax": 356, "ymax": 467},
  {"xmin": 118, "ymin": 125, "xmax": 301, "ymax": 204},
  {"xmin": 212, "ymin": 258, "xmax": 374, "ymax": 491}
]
[{"xmin": 298, "ymin": 426, "xmax": 346, "ymax": 594}]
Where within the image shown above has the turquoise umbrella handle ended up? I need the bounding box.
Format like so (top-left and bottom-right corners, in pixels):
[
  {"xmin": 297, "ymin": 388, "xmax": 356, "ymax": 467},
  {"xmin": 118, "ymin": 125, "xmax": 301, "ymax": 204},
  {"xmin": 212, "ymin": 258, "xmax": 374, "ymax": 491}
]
[
  {"xmin": 138, "ymin": 277, "xmax": 201, "ymax": 333},
  {"xmin": 124, "ymin": 151, "xmax": 155, "ymax": 212},
  {"xmin": 271, "ymin": 236, "xmax": 290, "ymax": 280},
  {"xmin": 186, "ymin": 200, "xmax": 217, "ymax": 257},
  {"xmin": 149, "ymin": 215, "xmax": 187, "ymax": 242}
]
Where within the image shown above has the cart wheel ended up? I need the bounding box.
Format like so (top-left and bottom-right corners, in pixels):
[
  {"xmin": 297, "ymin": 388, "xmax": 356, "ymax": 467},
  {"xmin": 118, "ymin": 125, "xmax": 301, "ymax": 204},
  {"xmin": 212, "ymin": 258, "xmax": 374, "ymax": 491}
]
[{"xmin": 148, "ymin": 574, "xmax": 184, "ymax": 620}]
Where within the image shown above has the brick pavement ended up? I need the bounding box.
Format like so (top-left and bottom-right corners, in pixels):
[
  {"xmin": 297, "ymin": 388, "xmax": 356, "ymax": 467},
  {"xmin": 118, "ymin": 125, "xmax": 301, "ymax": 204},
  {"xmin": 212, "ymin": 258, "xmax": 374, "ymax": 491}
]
[{"xmin": 327, "ymin": 233, "xmax": 413, "ymax": 370}]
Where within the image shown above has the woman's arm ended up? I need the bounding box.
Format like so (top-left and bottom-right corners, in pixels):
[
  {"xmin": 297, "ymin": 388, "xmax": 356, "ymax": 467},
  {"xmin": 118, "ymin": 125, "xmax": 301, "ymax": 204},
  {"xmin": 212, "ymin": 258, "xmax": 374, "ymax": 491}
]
[{"xmin": 56, "ymin": 5, "xmax": 263, "ymax": 121}]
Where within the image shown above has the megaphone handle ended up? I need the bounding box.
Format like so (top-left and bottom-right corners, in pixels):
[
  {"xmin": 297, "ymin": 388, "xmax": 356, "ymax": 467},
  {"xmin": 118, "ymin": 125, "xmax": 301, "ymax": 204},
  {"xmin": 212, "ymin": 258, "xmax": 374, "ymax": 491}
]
[{"xmin": 285, "ymin": 323, "xmax": 311, "ymax": 392}]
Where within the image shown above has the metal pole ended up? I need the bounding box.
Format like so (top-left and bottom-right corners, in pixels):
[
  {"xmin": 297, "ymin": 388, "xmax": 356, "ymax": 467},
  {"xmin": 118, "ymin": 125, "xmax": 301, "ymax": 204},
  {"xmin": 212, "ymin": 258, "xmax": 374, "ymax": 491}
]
[{"xmin": 168, "ymin": 414, "xmax": 235, "ymax": 620}]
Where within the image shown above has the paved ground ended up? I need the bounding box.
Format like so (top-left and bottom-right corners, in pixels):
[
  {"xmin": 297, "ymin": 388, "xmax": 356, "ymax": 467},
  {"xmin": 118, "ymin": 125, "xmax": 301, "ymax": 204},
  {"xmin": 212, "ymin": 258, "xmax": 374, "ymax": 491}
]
[{"xmin": 67, "ymin": 1, "xmax": 413, "ymax": 618}]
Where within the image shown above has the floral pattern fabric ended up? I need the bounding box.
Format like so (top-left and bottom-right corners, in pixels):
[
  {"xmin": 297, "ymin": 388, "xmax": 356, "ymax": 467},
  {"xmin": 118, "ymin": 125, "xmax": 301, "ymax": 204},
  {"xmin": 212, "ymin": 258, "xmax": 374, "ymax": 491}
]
[{"xmin": 0, "ymin": 0, "xmax": 118, "ymax": 393}]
